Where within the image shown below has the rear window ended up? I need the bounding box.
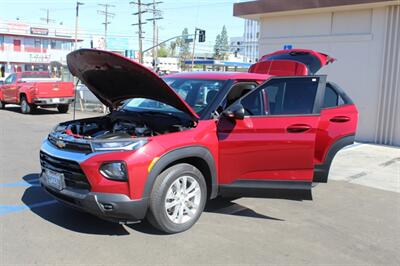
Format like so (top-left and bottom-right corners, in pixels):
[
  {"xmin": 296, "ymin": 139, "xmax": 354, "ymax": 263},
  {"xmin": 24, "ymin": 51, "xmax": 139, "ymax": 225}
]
[
  {"xmin": 264, "ymin": 51, "xmax": 322, "ymax": 74},
  {"xmin": 21, "ymin": 73, "xmax": 50, "ymax": 79}
]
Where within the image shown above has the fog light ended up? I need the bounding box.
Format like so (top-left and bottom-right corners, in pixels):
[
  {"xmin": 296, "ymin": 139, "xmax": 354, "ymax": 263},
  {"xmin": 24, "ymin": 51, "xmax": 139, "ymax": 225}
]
[
  {"xmin": 100, "ymin": 161, "xmax": 128, "ymax": 181},
  {"xmin": 100, "ymin": 203, "xmax": 114, "ymax": 211}
]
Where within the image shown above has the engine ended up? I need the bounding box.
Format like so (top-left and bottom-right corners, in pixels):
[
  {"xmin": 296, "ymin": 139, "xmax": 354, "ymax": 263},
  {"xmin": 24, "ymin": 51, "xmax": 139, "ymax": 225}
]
[
  {"xmin": 54, "ymin": 111, "xmax": 192, "ymax": 140},
  {"xmin": 91, "ymin": 120, "xmax": 155, "ymax": 139}
]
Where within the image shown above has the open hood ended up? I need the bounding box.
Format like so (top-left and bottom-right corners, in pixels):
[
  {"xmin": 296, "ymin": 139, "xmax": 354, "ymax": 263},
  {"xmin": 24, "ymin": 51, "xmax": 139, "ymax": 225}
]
[
  {"xmin": 249, "ymin": 49, "xmax": 336, "ymax": 75},
  {"xmin": 67, "ymin": 49, "xmax": 199, "ymax": 121}
]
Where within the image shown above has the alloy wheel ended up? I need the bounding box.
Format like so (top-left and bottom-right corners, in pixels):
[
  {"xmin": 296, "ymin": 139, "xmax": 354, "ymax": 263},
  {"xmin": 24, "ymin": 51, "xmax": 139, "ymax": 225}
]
[{"xmin": 164, "ymin": 175, "xmax": 201, "ymax": 224}]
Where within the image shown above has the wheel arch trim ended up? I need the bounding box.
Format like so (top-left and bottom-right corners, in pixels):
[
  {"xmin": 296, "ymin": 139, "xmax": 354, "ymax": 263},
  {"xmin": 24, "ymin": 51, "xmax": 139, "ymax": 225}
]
[
  {"xmin": 144, "ymin": 145, "xmax": 218, "ymax": 200},
  {"xmin": 313, "ymin": 134, "xmax": 355, "ymax": 183}
]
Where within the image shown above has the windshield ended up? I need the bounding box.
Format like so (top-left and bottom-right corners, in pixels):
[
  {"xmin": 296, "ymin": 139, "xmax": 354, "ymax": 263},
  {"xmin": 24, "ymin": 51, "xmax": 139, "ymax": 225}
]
[{"xmin": 122, "ymin": 78, "xmax": 226, "ymax": 116}]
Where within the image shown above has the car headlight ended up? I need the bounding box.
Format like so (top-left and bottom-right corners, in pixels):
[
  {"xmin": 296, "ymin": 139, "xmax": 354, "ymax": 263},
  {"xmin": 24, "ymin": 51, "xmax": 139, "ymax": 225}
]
[
  {"xmin": 100, "ymin": 161, "xmax": 128, "ymax": 181},
  {"xmin": 91, "ymin": 138, "xmax": 148, "ymax": 152}
]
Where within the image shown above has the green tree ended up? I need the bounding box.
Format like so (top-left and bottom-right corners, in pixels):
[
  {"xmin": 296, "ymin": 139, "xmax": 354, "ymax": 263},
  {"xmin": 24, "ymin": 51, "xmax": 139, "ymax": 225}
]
[
  {"xmin": 220, "ymin": 25, "xmax": 229, "ymax": 59},
  {"xmin": 169, "ymin": 41, "xmax": 177, "ymax": 57},
  {"xmin": 177, "ymin": 28, "xmax": 191, "ymax": 68},
  {"xmin": 213, "ymin": 34, "xmax": 221, "ymax": 59},
  {"xmin": 214, "ymin": 25, "xmax": 229, "ymax": 60},
  {"xmin": 157, "ymin": 43, "xmax": 168, "ymax": 57}
]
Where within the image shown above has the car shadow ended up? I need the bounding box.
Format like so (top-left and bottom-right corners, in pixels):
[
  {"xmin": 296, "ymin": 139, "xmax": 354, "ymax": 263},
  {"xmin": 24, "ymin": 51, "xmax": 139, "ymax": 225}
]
[
  {"xmin": 22, "ymin": 173, "xmax": 284, "ymax": 236},
  {"xmin": 204, "ymin": 197, "xmax": 284, "ymax": 221},
  {"xmin": 2, "ymin": 106, "xmax": 63, "ymax": 115},
  {"xmin": 21, "ymin": 174, "xmax": 130, "ymax": 235}
]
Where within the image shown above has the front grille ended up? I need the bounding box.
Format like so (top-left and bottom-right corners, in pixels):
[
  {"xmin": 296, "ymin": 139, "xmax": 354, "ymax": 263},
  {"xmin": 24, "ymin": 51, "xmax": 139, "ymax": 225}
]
[
  {"xmin": 40, "ymin": 151, "xmax": 91, "ymax": 190},
  {"xmin": 48, "ymin": 135, "xmax": 92, "ymax": 154}
]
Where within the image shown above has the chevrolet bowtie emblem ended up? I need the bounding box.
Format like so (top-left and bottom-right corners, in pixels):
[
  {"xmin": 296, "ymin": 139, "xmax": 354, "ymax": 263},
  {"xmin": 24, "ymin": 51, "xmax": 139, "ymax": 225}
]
[{"xmin": 55, "ymin": 140, "xmax": 66, "ymax": 148}]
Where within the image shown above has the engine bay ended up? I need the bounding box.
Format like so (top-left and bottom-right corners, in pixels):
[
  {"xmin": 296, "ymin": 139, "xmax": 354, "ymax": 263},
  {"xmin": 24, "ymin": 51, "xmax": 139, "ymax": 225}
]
[{"xmin": 53, "ymin": 110, "xmax": 194, "ymax": 140}]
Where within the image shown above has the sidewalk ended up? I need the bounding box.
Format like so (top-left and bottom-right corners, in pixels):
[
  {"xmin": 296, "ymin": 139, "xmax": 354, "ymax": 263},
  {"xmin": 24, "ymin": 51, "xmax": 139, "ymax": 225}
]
[{"xmin": 329, "ymin": 143, "xmax": 400, "ymax": 193}]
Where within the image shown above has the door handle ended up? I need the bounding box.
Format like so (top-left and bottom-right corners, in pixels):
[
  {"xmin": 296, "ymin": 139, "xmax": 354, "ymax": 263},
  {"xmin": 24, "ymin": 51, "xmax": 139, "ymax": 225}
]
[
  {"xmin": 330, "ymin": 116, "xmax": 350, "ymax": 123},
  {"xmin": 286, "ymin": 124, "xmax": 312, "ymax": 133}
]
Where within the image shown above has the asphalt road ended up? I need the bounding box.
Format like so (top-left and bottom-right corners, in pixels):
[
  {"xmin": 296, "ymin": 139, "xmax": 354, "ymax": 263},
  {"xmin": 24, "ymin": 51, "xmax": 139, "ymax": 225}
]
[{"xmin": 1, "ymin": 106, "xmax": 399, "ymax": 265}]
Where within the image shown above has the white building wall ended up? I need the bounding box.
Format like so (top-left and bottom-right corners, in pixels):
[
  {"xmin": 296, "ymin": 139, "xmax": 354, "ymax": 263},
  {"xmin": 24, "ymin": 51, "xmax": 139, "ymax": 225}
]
[
  {"xmin": 258, "ymin": 6, "xmax": 399, "ymax": 145},
  {"xmin": 243, "ymin": 19, "xmax": 260, "ymax": 63}
]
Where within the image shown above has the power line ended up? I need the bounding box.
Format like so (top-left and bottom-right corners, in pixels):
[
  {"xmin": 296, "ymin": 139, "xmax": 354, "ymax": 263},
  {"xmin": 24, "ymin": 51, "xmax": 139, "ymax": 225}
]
[
  {"xmin": 97, "ymin": 3, "xmax": 115, "ymax": 50},
  {"xmin": 146, "ymin": 0, "xmax": 163, "ymax": 68},
  {"xmin": 40, "ymin": 8, "xmax": 56, "ymax": 24},
  {"xmin": 130, "ymin": 0, "xmax": 150, "ymax": 63}
]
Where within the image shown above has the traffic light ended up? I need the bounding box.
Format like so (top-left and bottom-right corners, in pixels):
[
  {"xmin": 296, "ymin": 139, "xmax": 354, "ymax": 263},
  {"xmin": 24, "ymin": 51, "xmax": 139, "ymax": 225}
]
[{"xmin": 198, "ymin": 30, "xmax": 206, "ymax": 42}]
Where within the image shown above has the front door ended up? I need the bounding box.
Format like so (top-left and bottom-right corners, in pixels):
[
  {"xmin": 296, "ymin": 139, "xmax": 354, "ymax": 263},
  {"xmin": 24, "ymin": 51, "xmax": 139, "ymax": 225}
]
[
  {"xmin": 13, "ymin": 40, "xmax": 21, "ymax": 52},
  {"xmin": 218, "ymin": 76, "xmax": 326, "ymax": 200},
  {"xmin": 2, "ymin": 74, "xmax": 17, "ymax": 102}
]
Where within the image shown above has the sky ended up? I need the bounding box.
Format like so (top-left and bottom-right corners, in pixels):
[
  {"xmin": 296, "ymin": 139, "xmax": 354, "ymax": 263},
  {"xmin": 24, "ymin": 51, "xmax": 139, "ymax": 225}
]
[{"xmin": 0, "ymin": 0, "xmax": 247, "ymax": 53}]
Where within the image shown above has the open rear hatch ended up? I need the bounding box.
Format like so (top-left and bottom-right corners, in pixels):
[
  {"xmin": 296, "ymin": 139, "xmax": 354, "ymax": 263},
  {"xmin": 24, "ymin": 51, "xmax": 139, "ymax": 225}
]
[
  {"xmin": 249, "ymin": 49, "xmax": 336, "ymax": 76},
  {"xmin": 67, "ymin": 49, "xmax": 199, "ymax": 122}
]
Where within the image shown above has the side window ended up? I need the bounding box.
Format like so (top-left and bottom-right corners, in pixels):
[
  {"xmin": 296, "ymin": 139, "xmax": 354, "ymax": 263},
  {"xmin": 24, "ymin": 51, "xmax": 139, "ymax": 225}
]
[
  {"xmin": 5, "ymin": 74, "xmax": 15, "ymax": 84},
  {"xmin": 241, "ymin": 89, "xmax": 264, "ymax": 115},
  {"xmin": 267, "ymin": 78, "xmax": 319, "ymax": 115},
  {"xmin": 323, "ymin": 84, "xmax": 339, "ymax": 108},
  {"xmin": 239, "ymin": 77, "xmax": 320, "ymax": 116},
  {"xmin": 225, "ymin": 82, "xmax": 258, "ymax": 107}
]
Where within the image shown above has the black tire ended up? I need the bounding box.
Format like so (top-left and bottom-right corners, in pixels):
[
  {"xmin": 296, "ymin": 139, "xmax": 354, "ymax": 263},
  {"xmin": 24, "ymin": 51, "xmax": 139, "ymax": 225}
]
[
  {"xmin": 146, "ymin": 163, "xmax": 207, "ymax": 234},
  {"xmin": 57, "ymin": 104, "xmax": 69, "ymax": 113},
  {"xmin": 0, "ymin": 101, "xmax": 5, "ymax": 109},
  {"xmin": 20, "ymin": 96, "xmax": 32, "ymax": 114}
]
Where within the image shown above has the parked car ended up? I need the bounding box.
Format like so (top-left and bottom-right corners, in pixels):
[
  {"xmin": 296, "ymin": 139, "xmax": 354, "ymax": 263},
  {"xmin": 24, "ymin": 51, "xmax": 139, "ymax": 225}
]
[
  {"xmin": 39, "ymin": 49, "xmax": 358, "ymax": 233},
  {"xmin": 0, "ymin": 77, "xmax": 5, "ymax": 86},
  {"xmin": 76, "ymin": 83, "xmax": 100, "ymax": 103},
  {"xmin": 0, "ymin": 72, "xmax": 74, "ymax": 114}
]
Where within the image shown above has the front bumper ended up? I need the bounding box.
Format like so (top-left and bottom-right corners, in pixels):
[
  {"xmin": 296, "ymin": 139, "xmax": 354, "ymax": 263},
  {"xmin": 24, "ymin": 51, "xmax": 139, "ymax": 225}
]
[
  {"xmin": 40, "ymin": 174, "xmax": 148, "ymax": 223},
  {"xmin": 33, "ymin": 97, "xmax": 74, "ymax": 105}
]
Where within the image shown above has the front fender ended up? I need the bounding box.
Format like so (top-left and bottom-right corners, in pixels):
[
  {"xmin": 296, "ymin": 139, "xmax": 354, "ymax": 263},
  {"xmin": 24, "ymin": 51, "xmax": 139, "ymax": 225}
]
[{"xmin": 144, "ymin": 146, "xmax": 218, "ymax": 199}]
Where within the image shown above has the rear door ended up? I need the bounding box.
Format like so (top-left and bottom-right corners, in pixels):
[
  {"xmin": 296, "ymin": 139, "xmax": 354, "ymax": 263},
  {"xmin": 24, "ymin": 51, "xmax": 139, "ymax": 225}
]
[
  {"xmin": 218, "ymin": 76, "xmax": 326, "ymax": 200},
  {"xmin": 313, "ymin": 82, "xmax": 358, "ymax": 182}
]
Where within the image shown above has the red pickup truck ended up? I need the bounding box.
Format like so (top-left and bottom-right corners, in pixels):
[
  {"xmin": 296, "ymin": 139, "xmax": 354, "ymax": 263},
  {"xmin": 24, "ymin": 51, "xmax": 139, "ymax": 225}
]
[{"xmin": 0, "ymin": 72, "xmax": 74, "ymax": 114}]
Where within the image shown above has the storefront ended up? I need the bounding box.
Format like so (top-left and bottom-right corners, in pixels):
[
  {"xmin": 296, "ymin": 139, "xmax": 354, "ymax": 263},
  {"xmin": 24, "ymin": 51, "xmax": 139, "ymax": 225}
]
[{"xmin": 0, "ymin": 20, "xmax": 81, "ymax": 79}]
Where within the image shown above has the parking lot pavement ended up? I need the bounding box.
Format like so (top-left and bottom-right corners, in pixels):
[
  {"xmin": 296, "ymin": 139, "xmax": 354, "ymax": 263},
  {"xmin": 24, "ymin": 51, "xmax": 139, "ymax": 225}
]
[{"xmin": 1, "ymin": 107, "xmax": 400, "ymax": 265}]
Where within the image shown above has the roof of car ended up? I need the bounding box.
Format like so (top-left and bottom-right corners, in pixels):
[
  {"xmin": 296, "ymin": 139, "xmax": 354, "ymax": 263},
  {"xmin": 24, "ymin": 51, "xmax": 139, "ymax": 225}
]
[{"xmin": 164, "ymin": 71, "xmax": 271, "ymax": 81}]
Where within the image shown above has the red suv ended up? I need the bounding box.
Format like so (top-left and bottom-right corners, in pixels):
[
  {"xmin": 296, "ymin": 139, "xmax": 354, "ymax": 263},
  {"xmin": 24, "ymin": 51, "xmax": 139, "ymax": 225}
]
[{"xmin": 39, "ymin": 49, "xmax": 358, "ymax": 233}]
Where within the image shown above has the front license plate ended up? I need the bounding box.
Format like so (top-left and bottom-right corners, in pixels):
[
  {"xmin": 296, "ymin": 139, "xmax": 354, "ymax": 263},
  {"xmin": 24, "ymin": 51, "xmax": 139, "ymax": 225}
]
[
  {"xmin": 44, "ymin": 169, "xmax": 64, "ymax": 190},
  {"xmin": 52, "ymin": 98, "xmax": 60, "ymax": 103}
]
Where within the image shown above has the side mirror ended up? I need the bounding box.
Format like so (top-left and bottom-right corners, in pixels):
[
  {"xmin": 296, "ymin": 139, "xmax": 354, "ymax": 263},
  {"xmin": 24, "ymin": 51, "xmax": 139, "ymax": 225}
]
[{"xmin": 223, "ymin": 103, "xmax": 245, "ymax": 120}]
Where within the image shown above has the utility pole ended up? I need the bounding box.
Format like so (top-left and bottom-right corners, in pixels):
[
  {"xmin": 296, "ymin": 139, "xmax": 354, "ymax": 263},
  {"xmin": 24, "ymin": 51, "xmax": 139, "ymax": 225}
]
[
  {"xmin": 74, "ymin": 2, "xmax": 84, "ymax": 51},
  {"xmin": 146, "ymin": 1, "xmax": 163, "ymax": 70},
  {"xmin": 97, "ymin": 4, "xmax": 115, "ymax": 50},
  {"xmin": 130, "ymin": 1, "xmax": 149, "ymax": 64},
  {"xmin": 40, "ymin": 9, "xmax": 55, "ymax": 24},
  {"xmin": 191, "ymin": 28, "xmax": 198, "ymax": 71}
]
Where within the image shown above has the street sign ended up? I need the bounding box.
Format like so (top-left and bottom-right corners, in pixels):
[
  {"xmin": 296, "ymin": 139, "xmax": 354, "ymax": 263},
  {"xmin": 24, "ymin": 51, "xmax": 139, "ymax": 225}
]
[{"xmin": 283, "ymin": 44, "xmax": 293, "ymax": 50}]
